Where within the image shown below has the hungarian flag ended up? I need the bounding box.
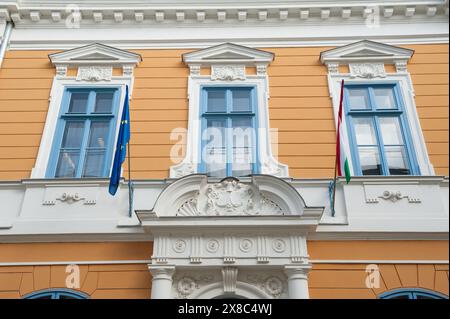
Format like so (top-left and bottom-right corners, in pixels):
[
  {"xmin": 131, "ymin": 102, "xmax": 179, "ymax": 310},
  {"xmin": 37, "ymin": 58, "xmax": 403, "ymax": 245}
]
[{"xmin": 336, "ymin": 80, "xmax": 351, "ymax": 184}]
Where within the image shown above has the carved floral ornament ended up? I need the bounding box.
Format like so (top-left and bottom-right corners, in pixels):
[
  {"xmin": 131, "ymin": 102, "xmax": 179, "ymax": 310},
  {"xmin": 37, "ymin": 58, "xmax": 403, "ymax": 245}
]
[
  {"xmin": 211, "ymin": 65, "xmax": 246, "ymax": 81},
  {"xmin": 76, "ymin": 65, "xmax": 113, "ymax": 81},
  {"xmin": 349, "ymin": 63, "xmax": 386, "ymax": 79},
  {"xmin": 177, "ymin": 177, "xmax": 284, "ymax": 216}
]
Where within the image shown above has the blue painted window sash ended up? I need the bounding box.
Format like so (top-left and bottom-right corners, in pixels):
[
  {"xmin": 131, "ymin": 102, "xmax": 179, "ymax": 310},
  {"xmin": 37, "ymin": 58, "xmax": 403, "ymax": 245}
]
[
  {"xmin": 379, "ymin": 288, "xmax": 449, "ymax": 299},
  {"xmin": 46, "ymin": 87, "xmax": 121, "ymax": 178},
  {"xmin": 24, "ymin": 288, "xmax": 89, "ymax": 299},
  {"xmin": 344, "ymin": 82, "xmax": 420, "ymax": 176},
  {"xmin": 199, "ymin": 86, "xmax": 259, "ymax": 176}
]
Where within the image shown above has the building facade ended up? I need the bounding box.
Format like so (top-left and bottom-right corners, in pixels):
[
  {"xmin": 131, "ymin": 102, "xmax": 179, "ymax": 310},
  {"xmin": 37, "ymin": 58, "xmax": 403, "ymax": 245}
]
[{"xmin": 0, "ymin": 0, "xmax": 448, "ymax": 299}]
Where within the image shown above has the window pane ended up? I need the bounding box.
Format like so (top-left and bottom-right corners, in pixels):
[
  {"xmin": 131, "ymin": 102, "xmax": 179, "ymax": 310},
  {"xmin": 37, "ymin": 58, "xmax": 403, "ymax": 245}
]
[
  {"xmin": 55, "ymin": 151, "xmax": 80, "ymax": 178},
  {"xmin": 207, "ymin": 90, "xmax": 226, "ymax": 113},
  {"xmin": 58, "ymin": 295, "xmax": 79, "ymax": 299},
  {"xmin": 88, "ymin": 121, "xmax": 109, "ymax": 148},
  {"xmin": 347, "ymin": 88, "xmax": 370, "ymax": 110},
  {"xmin": 232, "ymin": 90, "xmax": 252, "ymax": 112},
  {"xmin": 204, "ymin": 119, "xmax": 227, "ymax": 177},
  {"xmin": 61, "ymin": 122, "xmax": 84, "ymax": 148},
  {"xmin": 232, "ymin": 118, "xmax": 253, "ymax": 177},
  {"xmin": 387, "ymin": 294, "xmax": 411, "ymax": 299},
  {"xmin": 68, "ymin": 92, "xmax": 89, "ymax": 113},
  {"xmin": 373, "ymin": 87, "xmax": 397, "ymax": 109},
  {"xmin": 415, "ymin": 294, "xmax": 438, "ymax": 300},
  {"xmin": 358, "ymin": 147, "xmax": 382, "ymax": 175},
  {"xmin": 94, "ymin": 92, "xmax": 114, "ymax": 113},
  {"xmin": 353, "ymin": 118, "xmax": 377, "ymax": 145},
  {"xmin": 83, "ymin": 150, "xmax": 106, "ymax": 177},
  {"xmin": 379, "ymin": 117, "xmax": 404, "ymax": 145},
  {"xmin": 385, "ymin": 146, "xmax": 410, "ymax": 175}
]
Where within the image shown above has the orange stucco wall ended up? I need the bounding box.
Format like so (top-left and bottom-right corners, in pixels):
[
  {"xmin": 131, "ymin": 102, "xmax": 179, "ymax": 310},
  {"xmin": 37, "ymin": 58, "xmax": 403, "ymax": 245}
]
[
  {"xmin": 0, "ymin": 242, "xmax": 152, "ymax": 299},
  {"xmin": 0, "ymin": 241, "xmax": 447, "ymax": 299},
  {"xmin": 0, "ymin": 44, "xmax": 448, "ymax": 180},
  {"xmin": 308, "ymin": 240, "xmax": 449, "ymax": 299}
]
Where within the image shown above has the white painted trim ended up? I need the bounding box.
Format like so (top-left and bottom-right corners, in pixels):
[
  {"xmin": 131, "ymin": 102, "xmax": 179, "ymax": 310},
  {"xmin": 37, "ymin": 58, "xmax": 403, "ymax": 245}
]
[
  {"xmin": 0, "ymin": 21, "xmax": 12, "ymax": 68},
  {"xmin": 310, "ymin": 259, "xmax": 450, "ymax": 264},
  {"xmin": 171, "ymin": 75, "xmax": 289, "ymax": 177},
  {"xmin": 2, "ymin": 0, "xmax": 449, "ymax": 28},
  {"xmin": 31, "ymin": 78, "xmax": 133, "ymax": 178},
  {"xmin": 170, "ymin": 43, "xmax": 288, "ymax": 178},
  {"xmin": 0, "ymin": 260, "xmax": 152, "ymax": 267},
  {"xmin": 7, "ymin": 37, "xmax": 450, "ymax": 51},
  {"xmin": 0, "ymin": 259, "xmax": 446, "ymax": 267},
  {"xmin": 6, "ymin": 20, "xmax": 449, "ymax": 51},
  {"xmin": 31, "ymin": 43, "xmax": 140, "ymax": 179},
  {"xmin": 324, "ymin": 42, "xmax": 435, "ymax": 176}
]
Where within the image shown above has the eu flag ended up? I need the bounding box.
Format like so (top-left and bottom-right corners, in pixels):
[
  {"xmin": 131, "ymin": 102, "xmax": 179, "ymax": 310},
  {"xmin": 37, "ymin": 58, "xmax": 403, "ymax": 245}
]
[{"xmin": 109, "ymin": 85, "xmax": 131, "ymax": 195}]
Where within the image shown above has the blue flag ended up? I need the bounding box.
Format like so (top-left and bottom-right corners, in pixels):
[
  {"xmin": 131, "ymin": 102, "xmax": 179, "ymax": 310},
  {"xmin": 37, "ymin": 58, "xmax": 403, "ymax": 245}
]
[{"xmin": 109, "ymin": 85, "xmax": 130, "ymax": 195}]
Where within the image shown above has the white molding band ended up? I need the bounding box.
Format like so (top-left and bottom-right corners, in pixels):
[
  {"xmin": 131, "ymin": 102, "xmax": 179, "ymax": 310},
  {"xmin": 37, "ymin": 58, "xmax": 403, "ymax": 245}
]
[
  {"xmin": 310, "ymin": 259, "xmax": 450, "ymax": 264},
  {"xmin": 0, "ymin": 259, "xmax": 447, "ymax": 267},
  {"xmin": 1, "ymin": 0, "xmax": 449, "ymax": 27},
  {"xmin": 1, "ymin": 1, "xmax": 448, "ymax": 50}
]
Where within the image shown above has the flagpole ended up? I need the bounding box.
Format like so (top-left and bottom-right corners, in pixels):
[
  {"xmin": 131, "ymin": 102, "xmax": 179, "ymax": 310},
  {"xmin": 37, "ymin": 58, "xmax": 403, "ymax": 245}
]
[
  {"xmin": 127, "ymin": 142, "xmax": 133, "ymax": 218},
  {"xmin": 126, "ymin": 85, "xmax": 133, "ymax": 218},
  {"xmin": 331, "ymin": 144, "xmax": 338, "ymax": 217},
  {"xmin": 331, "ymin": 79, "xmax": 344, "ymax": 217}
]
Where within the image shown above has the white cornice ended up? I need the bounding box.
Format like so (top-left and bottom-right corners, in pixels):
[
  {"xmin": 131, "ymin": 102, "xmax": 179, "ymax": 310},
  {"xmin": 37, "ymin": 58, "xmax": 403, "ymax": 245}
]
[
  {"xmin": 49, "ymin": 42, "xmax": 142, "ymax": 67},
  {"xmin": 320, "ymin": 39, "xmax": 415, "ymax": 65},
  {"xmin": 0, "ymin": 0, "xmax": 448, "ymax": 27},
  {"xmin": 182, "ymin": 42, "xmax": 274, "ymax": 66}
]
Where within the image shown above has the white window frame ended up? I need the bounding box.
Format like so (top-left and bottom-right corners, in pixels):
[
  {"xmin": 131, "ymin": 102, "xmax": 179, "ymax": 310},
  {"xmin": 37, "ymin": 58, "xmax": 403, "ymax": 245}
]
[
  {"xmin": 169, "ymin": 43, "xmax": 288, "ymax": 178},
  {"xmin": 321, "ymin": 40, "xmax": 435, "ymax": 176},
  {"xmin": 31, "ymin": 44, "xmax": 141, "ymax": 178}
]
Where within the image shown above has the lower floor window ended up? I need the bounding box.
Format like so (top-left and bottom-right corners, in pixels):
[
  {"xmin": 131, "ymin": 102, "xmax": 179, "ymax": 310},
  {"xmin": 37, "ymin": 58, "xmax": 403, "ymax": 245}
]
[{"xmin": 380, "ymin": 289, "xmax": 448, "ymax": 299}]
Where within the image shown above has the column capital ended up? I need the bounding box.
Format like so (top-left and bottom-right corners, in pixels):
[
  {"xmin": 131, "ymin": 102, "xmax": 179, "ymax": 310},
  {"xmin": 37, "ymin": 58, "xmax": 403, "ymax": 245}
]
[
  {"xmin": 148, "ymin": 265, "xmax": 176, "ymax": 279},
  {"xmin": 284, "ymin": 264, "xmax": 312, "ymax": 279}
]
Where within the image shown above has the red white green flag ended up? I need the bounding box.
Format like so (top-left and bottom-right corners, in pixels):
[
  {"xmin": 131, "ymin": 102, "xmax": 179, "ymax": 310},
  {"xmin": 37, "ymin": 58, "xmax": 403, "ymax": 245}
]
[{"xmin": 336, "ymin": 80, "xmax": 351, "ymax": 184}]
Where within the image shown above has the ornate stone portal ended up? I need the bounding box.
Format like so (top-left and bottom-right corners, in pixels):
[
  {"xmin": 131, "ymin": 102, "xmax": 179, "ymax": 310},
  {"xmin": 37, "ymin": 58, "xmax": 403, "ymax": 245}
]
[{"xmin": 137, "ymin": 174, "xmax": 324, "ymax": 299}]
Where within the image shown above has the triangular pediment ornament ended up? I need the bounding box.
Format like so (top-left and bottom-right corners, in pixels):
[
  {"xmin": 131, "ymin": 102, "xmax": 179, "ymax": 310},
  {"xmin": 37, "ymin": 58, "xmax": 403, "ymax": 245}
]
[
  {"xmin": 183, "ymin": 43, "xmax": 274, "ymax": 65},
  {"xmin": 204, "ymin": 52, "xmax": 253, "ymax": 60},
  {"xmin": 71, "ymin": 52, "xmax": 120, "ymax": 61},
  {"xmin": 342, "ymin": 49, "xmax": 394, "ymax": 58},
  {"xmin": 49, "ymin": 43, "xmax": 142, "ymax": 67},
  {"xmin": 320, "ymin": 40, "xmax": 414, "ymax": 64}
]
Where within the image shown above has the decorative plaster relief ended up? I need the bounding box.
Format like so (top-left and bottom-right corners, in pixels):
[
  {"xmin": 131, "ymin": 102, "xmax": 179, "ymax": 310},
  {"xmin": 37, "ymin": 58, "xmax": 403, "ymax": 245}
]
[
  {"xmin": 222, "ymin": 267, "xmax": 238, "ymax": 293},
  {"xmin": 327, "ymin": 63, "xmax": 340, "ymax": 74},
  {"xmin": 177, "ymin": 177, "xmax": 283, "ymax": 216},
  {"xmin": 246, "ymin": 273, "xmax": 286, "ymax": 298},
  {"xmin": 349, "ymin": 63, "xmax": 386, "ymax": 78},
  {"xmin": 76, "ymin": 65, "xmax": 113, "ymax": 81},
  {"xmin": 363, "ymin": 184, "xmax": 421, "ymax": 204},
  {"xmin": 152, "ymin": 234, "xmax": 309, "ymax": 266},
  {"xmin": 211, "ymin": 65, "xmax": 246, "ymax": 81},
  {"xmin": 171, "ymin": 163, "xmax": 196, "ymax": 179},
  {"xmin": 42, "ymin": 186, "xmax": 98, "ymax": 206},
  {"xmin": 173, "ymin": 272, "xmax": 217, "ymax": 299}
]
